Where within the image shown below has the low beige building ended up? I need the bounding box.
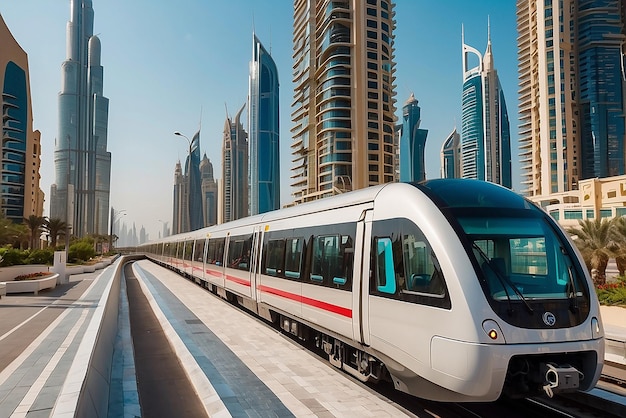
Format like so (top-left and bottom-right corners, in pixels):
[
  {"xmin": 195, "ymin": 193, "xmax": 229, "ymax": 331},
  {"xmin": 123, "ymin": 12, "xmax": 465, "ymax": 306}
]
[{"xmin": 529, "ymin": 175, "xmax": 626, "ymax": 229}]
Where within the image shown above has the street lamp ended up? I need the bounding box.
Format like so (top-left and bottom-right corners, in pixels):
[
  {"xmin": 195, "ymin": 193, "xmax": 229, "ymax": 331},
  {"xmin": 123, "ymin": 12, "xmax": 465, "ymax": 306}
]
[
  {"xmin": 109, "ymin": 207, "xmax": 126, "ymax": 251},
  {"xmin": 174, "ymin": 131, "xmax": 193, "ymax": 232},
  {"xmin": 158, "ymin": 219, "xmax": 169, "ymax": 238}
]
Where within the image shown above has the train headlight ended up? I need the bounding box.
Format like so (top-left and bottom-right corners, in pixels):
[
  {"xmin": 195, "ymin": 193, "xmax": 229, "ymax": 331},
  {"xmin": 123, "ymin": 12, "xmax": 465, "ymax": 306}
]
[{"xmin": 482, "ymin": 320, "xmax": 505, "ymax": 343}]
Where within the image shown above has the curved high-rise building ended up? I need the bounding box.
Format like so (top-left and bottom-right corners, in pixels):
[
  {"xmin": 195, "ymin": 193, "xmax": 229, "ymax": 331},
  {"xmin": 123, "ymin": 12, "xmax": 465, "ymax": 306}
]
[
  {"xmin": 222, "ymin": 104, "xmax": 248, "ymax": 222},
  {"xmin": 441, "ymin": 128, "xmax": 461, "ymax": 179},
  {"xmin": 291, "ymin": 0, "xmax": 397, "ymax": 203},
  {"xmin": 0, "ymin": 14, "xmax": 44, "ymax": 223},
  {"xmin": 461, "ymin": 25, "xmax": 511, "ymax": 188},
  {"xmin": 399, "ymin": 93, "xmax": 428, "ymax": 182},
  {"xmin": 51, "ymin": 0, "xmax": 111, "ymax": 237},
  {"xmin": 249, "ymin": 33, "xmax": 280, "ymax": 215}
]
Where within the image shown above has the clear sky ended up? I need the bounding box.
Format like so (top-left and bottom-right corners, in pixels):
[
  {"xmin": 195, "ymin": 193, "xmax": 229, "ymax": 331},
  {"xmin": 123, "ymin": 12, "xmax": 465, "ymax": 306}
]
[{"xmin": 1, "ymin": 0, "xmax": 518, "ymax": 241}]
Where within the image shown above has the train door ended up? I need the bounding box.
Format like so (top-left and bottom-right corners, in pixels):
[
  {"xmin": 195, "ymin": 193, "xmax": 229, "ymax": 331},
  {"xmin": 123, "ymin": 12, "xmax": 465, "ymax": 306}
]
[
  {"xmin": 353, "ymin": 209, "xmax": 373, "ymax": 346},
  {"xmin": 249, "ymin": 226, "xmax": 263, "ymax": 302}
]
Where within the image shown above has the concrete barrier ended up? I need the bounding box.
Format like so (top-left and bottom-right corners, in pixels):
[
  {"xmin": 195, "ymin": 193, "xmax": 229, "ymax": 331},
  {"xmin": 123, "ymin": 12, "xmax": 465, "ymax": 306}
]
[
  {"xmin": 3, "ymin": 274, "xmax": 59, "ymax": 295},
  {"xmin": 53, "ymin": 254, "xmax": 144, "ymax": 418}
]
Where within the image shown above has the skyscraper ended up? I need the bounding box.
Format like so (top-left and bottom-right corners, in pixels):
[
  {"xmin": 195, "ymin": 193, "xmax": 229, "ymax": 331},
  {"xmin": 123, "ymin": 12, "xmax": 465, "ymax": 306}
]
[
  {"xmin": 398, "ymin": 93, "xmax": 428, "ymax": 182},
  {"xmin": 461, "ymin": 25, "xmax": 511, "ymax": 188},
  {"xmin": 249, "ymin": 33, "xmax": 280, "ymax": 215},
  {"xmin": 517, "ymin": 0, "xmax": 626, "ymax": 197},
  {"xmin": 171, "ymin": 130, "xmax": 203, "ymax": 233},
  {"xmin": 185, "ymin": 130, "xmax": 203, "ymax": 231},
  {"xmin": 200, "ymin": 154, "xmax": 218, "ymax": 227},
  {"xmin": 441, "ymin": 128, "xmax": 461, "ymax": 179},
  {"xmin": 50, "ymin": 0, "xmax": 111, "ymax": 237},
  {"xmin": 291, "ymin": 0, "xmax": 397, "ymax": 203},
  {"xmin": 172, "ymin": 161, "xmax": 186, "ymax": 235},
  {"xmin": 222, "ymin": 104, "xmax": 248, "ymax": 222},
  {"xmin": 0, "ymin": 14, "xmax": 44, "ymax": 223}
]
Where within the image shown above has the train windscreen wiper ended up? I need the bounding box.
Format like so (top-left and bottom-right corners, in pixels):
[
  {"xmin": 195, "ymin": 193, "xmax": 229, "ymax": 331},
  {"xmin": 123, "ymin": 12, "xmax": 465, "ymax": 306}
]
[{"xmin": 472, "ymin": 243, "xmax": 534, "ymax": 315}]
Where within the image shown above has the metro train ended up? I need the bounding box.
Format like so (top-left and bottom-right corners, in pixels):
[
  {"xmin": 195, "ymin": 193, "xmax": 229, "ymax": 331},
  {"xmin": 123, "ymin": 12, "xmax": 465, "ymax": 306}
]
[{"xmin": 138, "ymin": 179, "xmax": 605, "ymax": 402}]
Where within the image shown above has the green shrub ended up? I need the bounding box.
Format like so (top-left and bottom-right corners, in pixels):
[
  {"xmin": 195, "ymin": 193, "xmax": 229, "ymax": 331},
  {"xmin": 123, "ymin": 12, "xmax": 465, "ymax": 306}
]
[
  {"xmin": 0, "ymin": 247, "xmax": 27, "ymax": 266},
  {"xmin": 596, "ymin": 277, "xmax": 626, "ymax": 306},
  {"xmin": 26, "ymin": 248, "xmax": 55, "ymax": 265},
  {"xmin": 68, "ymin": 241, "xmax": 95, "ymax": 263}
]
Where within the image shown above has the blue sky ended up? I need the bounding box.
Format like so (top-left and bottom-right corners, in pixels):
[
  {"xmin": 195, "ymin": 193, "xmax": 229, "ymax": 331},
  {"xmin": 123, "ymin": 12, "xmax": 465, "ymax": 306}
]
[{"xmin": 2, "ymin": 0, "xmax": 518, "ymax": 240}]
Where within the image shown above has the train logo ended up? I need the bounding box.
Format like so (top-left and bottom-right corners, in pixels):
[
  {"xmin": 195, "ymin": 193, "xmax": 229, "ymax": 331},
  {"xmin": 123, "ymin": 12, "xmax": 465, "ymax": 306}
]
[{"xmin": 543, "ymin": 312, "xmax": 557, "ymax": 326}]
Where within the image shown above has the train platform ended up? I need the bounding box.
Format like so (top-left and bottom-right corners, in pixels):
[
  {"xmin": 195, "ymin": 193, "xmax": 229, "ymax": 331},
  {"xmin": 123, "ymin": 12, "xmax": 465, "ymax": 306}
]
[
  {"xmin": 0, "ymin": 256, "xmax": 625, "ymax": 417},
  {"xmin": 127, "ymin": 260, "xmax": 410, "ymax": 417}
]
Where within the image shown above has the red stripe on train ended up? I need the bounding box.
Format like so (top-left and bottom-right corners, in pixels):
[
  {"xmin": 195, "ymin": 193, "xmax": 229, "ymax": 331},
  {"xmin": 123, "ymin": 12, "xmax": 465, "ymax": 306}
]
[{"xmin": 257, "ymin": 285, "xmax": 352, "ymax": 318}]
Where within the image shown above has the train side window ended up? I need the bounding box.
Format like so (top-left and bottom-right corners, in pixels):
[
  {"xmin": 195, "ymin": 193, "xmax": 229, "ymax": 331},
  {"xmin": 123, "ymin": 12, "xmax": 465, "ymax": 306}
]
[
  {"xmin": 309, "ymin": 234, "xmax": 352, "ymax": 288},
  {"xmin": 184, "ymin": 240, "xmax": 194, "ymax": 261},
  {"xmin": 402, "ymin": 234, "xmax": 444, "ymax": 296},
  {"xmin": 207, "ymin": 238, "xmax": 225, "ymax": 266},
  {"xmin": 195, "ymin": 239, "xmax": 206, "ymax": 263},
  {"xmin": 375, "ymin": 237, "xmax": 396, "ymax": 294},
  {"xmin": 284, "ymin": 237, "xmax": 303, "ymax": 280},
  {"xmin": 228, "ymin": 235, "xmax": 253, "ymax": 271},
  {"xmin": 265, "ymin": 239, "xmax": 285, "ymax": 277}
]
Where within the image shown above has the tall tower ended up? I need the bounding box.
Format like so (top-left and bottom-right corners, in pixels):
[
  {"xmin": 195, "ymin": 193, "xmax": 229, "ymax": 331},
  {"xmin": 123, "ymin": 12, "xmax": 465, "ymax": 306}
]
[
  {"xmin": 399, "ymin": 93, "xmax": 428, "ymax": 182},
  {"xmin": 0, "ymin": 14, "xmax": 44, "ymax": 223},
  {"xmin": 185, "ymin": 130, "xmax": 203, "ymax": 231},
  {"xmin": 172, "ymin": 161, "xmax": 186, "ymax": 235},
  {"xmin": 222, "ymin": 104, "xmax": 248, "ymax": 223},
  {"xmin": 51, "ymin": 0, "xmax": 111, "ymax": 237},
  {"xmin": 200, "ymin": 154, "xmax": 218, "ymax": 227},
  {"xmin": 461, "ymin": 24, "xmax": 511, "ymax": 188},
  {"xmin": 249, "ymin": 33, "xmax": 280, "ymax": 215},
  {"xmin": 291, "ymin": 0, "xmax": 397, "ymax": 204},
  {"xmin": 441, "ymin": 128, "xmax": 461, "ymax": 179},
  {"xmin": 517, "ymin": 0, "xmax": 626, "ymax": 197}
]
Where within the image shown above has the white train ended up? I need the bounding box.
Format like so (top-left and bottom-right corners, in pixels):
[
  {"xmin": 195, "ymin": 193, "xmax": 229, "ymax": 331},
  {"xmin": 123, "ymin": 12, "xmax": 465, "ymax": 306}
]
[{"xmin": 139, "ymin": 179, "xmax": 604, "ymax": 402}]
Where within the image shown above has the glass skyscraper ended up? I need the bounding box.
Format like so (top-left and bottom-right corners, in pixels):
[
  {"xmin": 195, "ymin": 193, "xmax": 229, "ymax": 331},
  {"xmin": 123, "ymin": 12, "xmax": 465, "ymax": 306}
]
[
  {"xmin": 249, "ymin": 33, "xmax": 280, "ymax": 215},
  {"xmin": 517, "ymin": 0, "xmax": 626, "ymax": 197},
  {"xmin": 0, "ymin": 14, "xmax": 43, "ymax": 223},
  {"xmin": 399, "ymin": 93, "xmax": 428, "ymax": 182},
  {"xmin": 50, "ymin": 0, "xmax": 111, "ymax": 237},
  {"xmin": 222, "ymin": 104, "xmax": 248, "ymax": 222},
  {"xmin": 441, "ymin": 128, "xmax": 461, "ymax": 180},
  {"xmin": 461, "ymin": 26, "xmax": 511, "ymax": 188},
  {"xmin": 291, "ymin": 0, "xmax": 397, "ymax": 203}
]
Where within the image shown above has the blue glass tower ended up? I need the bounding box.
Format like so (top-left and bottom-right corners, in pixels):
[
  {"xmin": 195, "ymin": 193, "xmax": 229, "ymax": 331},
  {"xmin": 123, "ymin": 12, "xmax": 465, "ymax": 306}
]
[
  {"xmin": 185, "ymin": 130, "xmax": 203, "ymax": 231},
  {"xmin": 441, "ymin": 128, "xmax": 461, "ymax": 179},
  {"xmin": 577, "ymin": 0, "xmax": 625, "ymax": 179},
  {"xmin": 461, "ymin": 25, "xmax": 511, "ymax": 188},
  {"xmin": 51, "ymin": 0, "xmax": 111, "ymax": 237},
  {"xmin": 399, "ymin": 94, "xmax": 428, "ymax": 182},
  {"xmin": 249, "ymin": 33, "xmax": 280, "ymax": 215}
]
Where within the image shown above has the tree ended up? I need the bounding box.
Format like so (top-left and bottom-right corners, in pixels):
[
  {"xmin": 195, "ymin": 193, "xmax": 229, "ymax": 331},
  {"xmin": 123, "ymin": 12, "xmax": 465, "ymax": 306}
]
[
  {"xmin": 568, "ymin": 218, "xmax": 619, "ymax": 285},
  {"xmin": 44, "ymin": 217, "xmax": 67, "ymax": 248},
  {"xmin": 24, "ymin": 215, "xmax": 46, "ymax": 250}
]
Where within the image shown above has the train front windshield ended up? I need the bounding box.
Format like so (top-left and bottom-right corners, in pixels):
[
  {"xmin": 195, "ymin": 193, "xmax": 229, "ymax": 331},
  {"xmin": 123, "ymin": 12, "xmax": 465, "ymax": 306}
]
[
  {"xmin": 457, "ymin": 215, "xmax": 585, "ymax": 302},
  {"xmin": 419, "ymin": 179, "xmax": 591, "ymax": 328}
]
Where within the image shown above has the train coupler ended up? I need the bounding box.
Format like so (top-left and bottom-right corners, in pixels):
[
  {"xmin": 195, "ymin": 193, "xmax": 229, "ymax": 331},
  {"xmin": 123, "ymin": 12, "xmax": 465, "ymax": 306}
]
[{"xmin": 541, "ymin": 363, "xmax": 581, "ymax": 398}]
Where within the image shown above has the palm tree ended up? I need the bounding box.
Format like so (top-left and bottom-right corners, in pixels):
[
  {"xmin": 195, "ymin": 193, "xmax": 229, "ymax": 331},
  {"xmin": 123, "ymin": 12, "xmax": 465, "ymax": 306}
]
[
  {"xmin": 24, "ymin": 215, "xmax": 46, "ymax": 250},
  {"xmin": 567, "ymin": 218, "xmax": 618, "ymax": 285},
  {"xmin": 44, "ymin": 217, "xmax": 67, "ymax": 248}
]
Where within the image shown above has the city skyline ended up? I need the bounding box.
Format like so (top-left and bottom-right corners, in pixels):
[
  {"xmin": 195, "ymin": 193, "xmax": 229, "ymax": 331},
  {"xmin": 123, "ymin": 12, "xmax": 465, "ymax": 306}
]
[{"xmin": 2, "ymin": 1, "xmax": 519, "ymax": 240}]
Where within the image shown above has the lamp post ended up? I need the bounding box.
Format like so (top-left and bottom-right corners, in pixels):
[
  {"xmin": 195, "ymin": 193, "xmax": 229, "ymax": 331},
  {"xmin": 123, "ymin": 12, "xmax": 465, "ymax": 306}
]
[
  {"xmin": 174, "ymin": 131, "xmax": 193, "ymax": 232},
  {"xmin": 158, "ymin": 219, "xmax": 169, "ymax": 238},
  {"xmin": 109, "ymin": 207, "xmax": 126, "ymax": 251}
]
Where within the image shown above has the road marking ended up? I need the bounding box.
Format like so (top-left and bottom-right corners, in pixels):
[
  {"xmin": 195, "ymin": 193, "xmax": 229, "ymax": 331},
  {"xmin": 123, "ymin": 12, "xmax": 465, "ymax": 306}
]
[
  {"xmin": 11, "ymin": 309, "xmax": 89, "ymax": 417},
  {"xmin": 0, "ymin": 306, "xmax": 48, "ymax": 343}
]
